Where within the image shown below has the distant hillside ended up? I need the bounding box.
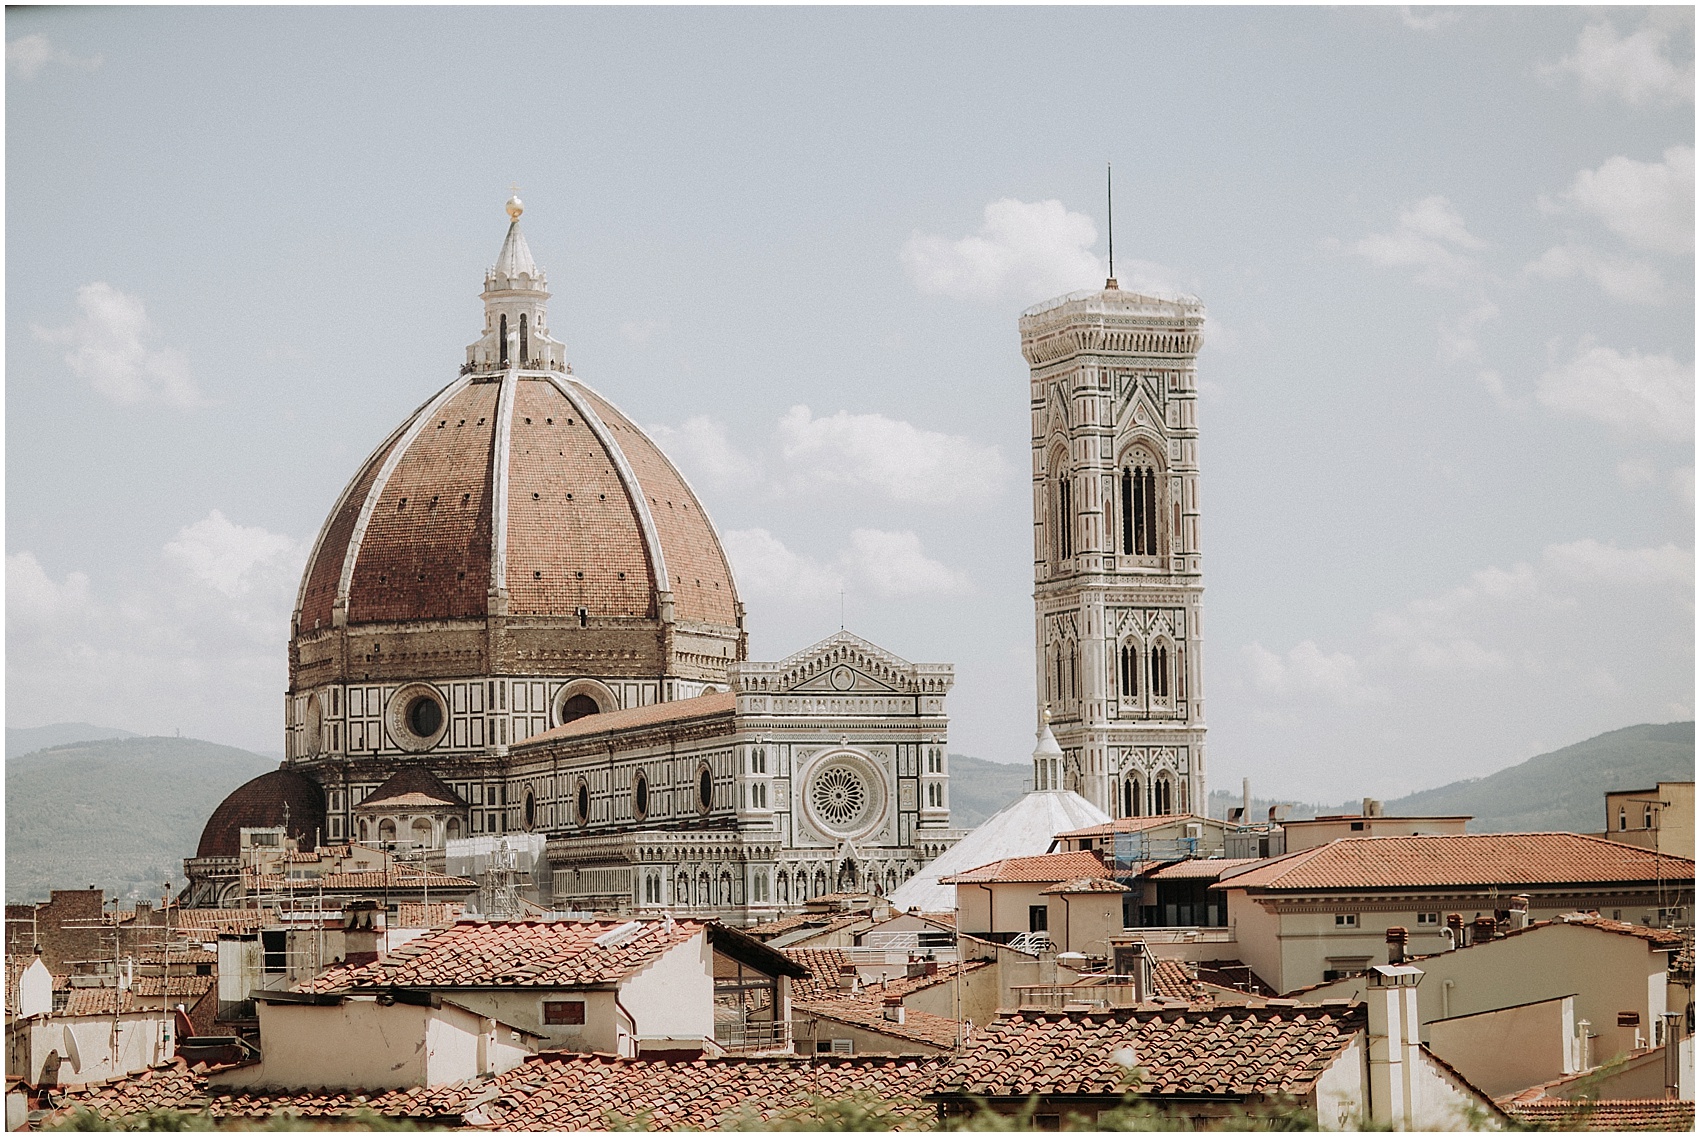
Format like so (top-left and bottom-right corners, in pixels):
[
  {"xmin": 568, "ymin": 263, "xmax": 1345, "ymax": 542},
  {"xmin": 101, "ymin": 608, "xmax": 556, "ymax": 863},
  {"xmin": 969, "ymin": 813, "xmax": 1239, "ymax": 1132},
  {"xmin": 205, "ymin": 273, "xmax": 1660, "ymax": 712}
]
[
  {"xmin": 1384, "ymin": 722, "xmax": 1693, "ymax": 834},
  {"xmin": 947, "ymin": 754, "xmax": 1031, "ymax": 829},
  {"xmin": 6, "ymin": 736, "xmax": 275, "ymax": 904},
  {"xmin": 1208, "ymin": 722, "xmax": 1694, "ymax": 834},
  {"xmin": 7, "ymin": 721, "xmax": 136, "ymax": 759}
]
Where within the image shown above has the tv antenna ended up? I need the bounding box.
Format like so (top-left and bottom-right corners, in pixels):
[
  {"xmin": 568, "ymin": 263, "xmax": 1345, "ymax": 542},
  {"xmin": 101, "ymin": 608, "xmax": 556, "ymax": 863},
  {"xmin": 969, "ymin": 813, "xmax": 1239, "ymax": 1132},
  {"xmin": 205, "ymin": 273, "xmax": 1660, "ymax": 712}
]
[{"xmin": 1105, "ymin": 164, "xmax": 1119, "ymax": 290}]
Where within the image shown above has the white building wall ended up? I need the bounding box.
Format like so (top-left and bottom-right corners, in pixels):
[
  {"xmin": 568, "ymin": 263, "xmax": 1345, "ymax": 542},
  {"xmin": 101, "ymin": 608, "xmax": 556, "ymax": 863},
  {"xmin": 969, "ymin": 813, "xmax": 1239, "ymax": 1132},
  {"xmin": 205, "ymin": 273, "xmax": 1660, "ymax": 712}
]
[{"xmin": 617, "ymin": 933, "xmax": 716, "ymax": 1045}]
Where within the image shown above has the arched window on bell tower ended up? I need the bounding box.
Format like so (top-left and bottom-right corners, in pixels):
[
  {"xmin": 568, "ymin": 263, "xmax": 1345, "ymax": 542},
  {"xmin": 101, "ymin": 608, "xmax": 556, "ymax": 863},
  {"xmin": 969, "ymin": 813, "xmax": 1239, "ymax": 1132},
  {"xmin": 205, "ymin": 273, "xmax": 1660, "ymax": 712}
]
[
  {"xmin": 1050, "ymin": 446, "xmax": 1073, "ymax": 568},
  {"xmin": 1121, "ymin": 448, "xmax": 1163, "ymax": 558},
  {"xmin": 1150, "ymin": 642, "xmax": 1170, "ymax": 700},
  {"xmin": 1122, "ymin": 776, "xmax": 1141, "ymax": 818},
  {"xmin": 519, "ymin": 313, "xmax": 529, "ymax": 365},
  {"xmin": 499, "ymin": 314, "xmax": 509, "ymax": 365},
  {"xmin": 1119, "ymin": 641, "xmax": 1138, "ymax": 700}
]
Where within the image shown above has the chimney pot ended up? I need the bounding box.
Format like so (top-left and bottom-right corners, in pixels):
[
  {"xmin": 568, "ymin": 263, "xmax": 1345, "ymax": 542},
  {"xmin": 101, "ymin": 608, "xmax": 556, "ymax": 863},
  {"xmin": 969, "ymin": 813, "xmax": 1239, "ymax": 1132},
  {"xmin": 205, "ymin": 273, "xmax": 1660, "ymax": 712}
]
[
  {"xmin": 1472, "ymin": 916, "xmax": 1497, "ymax": 944},
  {"xmin": 1386, "ymin": 926, "xmax": 1409, "ymax": 964}
]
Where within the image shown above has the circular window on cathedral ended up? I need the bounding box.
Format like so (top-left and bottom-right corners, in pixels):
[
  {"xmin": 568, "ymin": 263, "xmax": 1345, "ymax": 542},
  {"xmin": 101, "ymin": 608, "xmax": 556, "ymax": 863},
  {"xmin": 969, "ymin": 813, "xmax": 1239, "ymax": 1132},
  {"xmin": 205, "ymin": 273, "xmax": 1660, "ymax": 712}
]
[
  {"xmin": 811, "ymin": 766, "xmax": 869, "ymax": 830},
  {"xmin": 575, "ymin": 779, "xmax": 590, "ymax": 826},
  {"xmin": 386, "ymin": 684, "xmax": 448, "ymax": 753},
  {"xmin": 697, "ymin": 764, "xmax": 713, "ymax": 814},
  {"xmin": 634, "ymin": 773, "xmax": 649, "ymax": 821},
  {"xmin": 303, "ymin": 693, "xmax": 323, "ymax": 758},
  {"xmin": 557, "ymin": 693, "xmax": 600, "ymax": 725}
]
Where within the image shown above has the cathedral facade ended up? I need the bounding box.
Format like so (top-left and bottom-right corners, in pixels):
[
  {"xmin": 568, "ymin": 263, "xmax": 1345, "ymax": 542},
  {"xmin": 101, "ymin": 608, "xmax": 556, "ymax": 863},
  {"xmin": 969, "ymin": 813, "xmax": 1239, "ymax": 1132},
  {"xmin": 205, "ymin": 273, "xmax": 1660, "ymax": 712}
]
[
  {"xmin": 184, "ymin": 200, "xmax": 958, "ymax": 920},
  {"xmin": 1022, "ymin": 280, "xmax": 1208, "ymax": 819}
]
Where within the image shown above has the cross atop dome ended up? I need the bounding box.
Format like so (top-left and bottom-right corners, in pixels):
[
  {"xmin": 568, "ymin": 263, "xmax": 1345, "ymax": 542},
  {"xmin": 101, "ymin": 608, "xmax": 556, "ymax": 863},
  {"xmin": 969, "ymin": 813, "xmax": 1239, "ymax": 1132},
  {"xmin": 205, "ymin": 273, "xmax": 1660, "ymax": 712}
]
[{"xmin": 467, "ymin": 195, "xmax": 566, "ymax": 373}]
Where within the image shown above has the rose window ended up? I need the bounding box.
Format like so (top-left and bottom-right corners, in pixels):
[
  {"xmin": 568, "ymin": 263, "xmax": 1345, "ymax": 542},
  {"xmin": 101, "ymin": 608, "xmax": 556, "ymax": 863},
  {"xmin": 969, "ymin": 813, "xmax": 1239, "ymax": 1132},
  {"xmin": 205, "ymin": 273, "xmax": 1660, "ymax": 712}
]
[{"xmin": 811, "ymin": 765, "xmax": 870, "ymax": 830}]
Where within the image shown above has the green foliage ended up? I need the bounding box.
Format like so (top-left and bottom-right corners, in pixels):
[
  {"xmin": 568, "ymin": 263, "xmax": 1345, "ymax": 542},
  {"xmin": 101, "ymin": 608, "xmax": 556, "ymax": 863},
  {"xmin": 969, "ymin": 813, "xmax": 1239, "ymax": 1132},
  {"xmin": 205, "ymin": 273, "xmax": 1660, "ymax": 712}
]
[
  {"xmin": 719, "ymin": 1090, "xmax": 935, "ymax": 1131},
  {"xmin": 43, "ymin": 1106, "xmax": 437, "ymax": 1131},
  {"xmin": 6, "ymin": 735, "xmax": 275, "ymax": 903}
]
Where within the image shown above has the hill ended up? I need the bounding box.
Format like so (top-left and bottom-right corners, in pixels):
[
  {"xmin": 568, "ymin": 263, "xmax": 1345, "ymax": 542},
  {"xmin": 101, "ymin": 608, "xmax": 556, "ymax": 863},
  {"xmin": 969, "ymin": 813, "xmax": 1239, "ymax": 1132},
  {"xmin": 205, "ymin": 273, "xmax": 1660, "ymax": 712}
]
[
  {"xmin": 1383, "ymin": 721, "xmax": 1693, "ymax": 834},
  {"xmin": 947, "ymin": 754, "xmax": 1032, "ymax": 829},
  {"xmin": 7, "ymin": 721, "xmax": 136, "ymax": 759},
  {"xmin": 1208, "ymin": 722, "xmax": 1693, "ymax": 834},
  {"xmin": 6, "ymin": 736, "xmax": 276, "ymax": 904}
]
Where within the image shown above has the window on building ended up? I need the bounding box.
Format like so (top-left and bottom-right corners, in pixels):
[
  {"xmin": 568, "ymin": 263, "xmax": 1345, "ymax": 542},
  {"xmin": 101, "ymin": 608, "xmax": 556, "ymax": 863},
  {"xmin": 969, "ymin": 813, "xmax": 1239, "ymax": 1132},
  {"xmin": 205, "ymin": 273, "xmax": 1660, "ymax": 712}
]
[
  {"xmin": 576, "ymin": 781, "xmax": 590, "ymax": 826},
  {"xmin": 1644, "ymin": 804, "xmax": 1655, "ymax": 829},
  {"xmin": 752, "ymin": 873, "xmax": 768, "ymax": 903},
  {"xmin": 1416, "ymin": 912, "xmax": 1439, "ymax": 926},
  {"xmin": 1029, "ymin": 905, "xmax": 1049, "ymax": 933},
  {"xmin": 634, "ymin": 773, "xmax": 648, "ymax": 820},
  {"xmin": 1619, "ymin": 806, "xmax": 1628, "ymax": 831},
  {"xmin": 1119, "ymin": 643, "xmax": 1137, "ymax": 699},
  {"xmin": 519, "ymin": 313, "xmax": 529, "ymax": 363},
  {"xmin": 1057, "ymin": 473, "xmax": 1073, "ymax": 561},
  {"xmin": 499, "ymin": 314, "xmax": 509, "ymax": 365},
  {"xmin": 753, "ymin": 782, "xmax": 767, "ymax": 809},
  {"xmin": 1335, "ymin": 914, "xmax": 1359, "ymax": 927},
  {"xmin": 1149, "ymin": 643, "xmax": 1170, "ymax": 699},
  {"xmin": 751, "ymin": 748, "xmax": 766, "ymax": 774},
  {"xmin": 542, "ymin": 1000, "xmax": 586, "ymax": 1025},
  {"xmin": 1123, "ymin": 777, "xmax": 1141, "ymax": 818},
  {"xmin": 698, "ymin": 767, "xmax": 713, "ymax": 812}
]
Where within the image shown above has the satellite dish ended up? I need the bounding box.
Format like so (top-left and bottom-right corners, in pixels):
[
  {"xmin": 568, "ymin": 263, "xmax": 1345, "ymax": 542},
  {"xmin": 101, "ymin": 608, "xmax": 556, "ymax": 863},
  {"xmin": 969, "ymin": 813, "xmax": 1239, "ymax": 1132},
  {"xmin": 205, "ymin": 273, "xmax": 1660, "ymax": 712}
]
[{"xmin": 62, "ymin": 1025, "xmax": 82, "ymax": 1073}]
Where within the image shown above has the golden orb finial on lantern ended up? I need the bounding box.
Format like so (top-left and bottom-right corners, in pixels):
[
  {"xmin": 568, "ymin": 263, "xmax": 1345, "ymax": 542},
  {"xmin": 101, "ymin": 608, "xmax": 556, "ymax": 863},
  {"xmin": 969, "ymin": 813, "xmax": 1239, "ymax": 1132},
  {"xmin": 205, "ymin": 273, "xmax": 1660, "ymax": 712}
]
[{"xmin": 505, "ymin": 195, "xmax": 524, "ymax": 221}]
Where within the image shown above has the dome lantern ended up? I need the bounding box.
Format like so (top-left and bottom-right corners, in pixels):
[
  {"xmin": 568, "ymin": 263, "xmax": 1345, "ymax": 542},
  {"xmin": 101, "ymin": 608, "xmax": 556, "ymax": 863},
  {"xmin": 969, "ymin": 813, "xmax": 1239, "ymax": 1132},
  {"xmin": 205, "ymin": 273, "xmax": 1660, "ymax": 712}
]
[{"xmin": 468, "ymin": 197, "xmax": 566, "ymax": 373}]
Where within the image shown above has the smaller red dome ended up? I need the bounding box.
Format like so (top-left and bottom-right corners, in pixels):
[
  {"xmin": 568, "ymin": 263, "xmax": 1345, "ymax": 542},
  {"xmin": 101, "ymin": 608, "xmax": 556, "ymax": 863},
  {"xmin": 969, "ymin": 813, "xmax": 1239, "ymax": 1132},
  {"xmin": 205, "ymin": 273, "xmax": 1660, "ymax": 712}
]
[{"xmin": 196, "ymin": 769, "xmax": 326, "ymax": 859}]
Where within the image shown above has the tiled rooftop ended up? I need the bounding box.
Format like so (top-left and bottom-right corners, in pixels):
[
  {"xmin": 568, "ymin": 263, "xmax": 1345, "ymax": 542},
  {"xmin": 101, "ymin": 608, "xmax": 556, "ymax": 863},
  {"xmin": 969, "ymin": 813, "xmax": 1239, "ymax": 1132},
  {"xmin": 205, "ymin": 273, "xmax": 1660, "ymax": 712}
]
[
  {"xmin": 473, "ymin": 1051, "xmax": 945, "ymax": 1130},
  {"xmin": 300, "ymin": 918, "xmax": 706, "ymax": 991},
  {"xmin": 356, "ymin": 766, "xmax": 468, "ymax": 810},
  {"xmin": 785, "ymin": 948, "xmax": 857, "ymax": 1001},
  {"xmin": 794, "ymin": 999, "xmax": 963, "ymax": 1050},
  {"xmin": 1147, "ymin": 858, "xmax": 1262, "ymax": 881},
  {"xmin": 1055, "ymin": 815, "xmax": 1216, "ymax": 839},
  {"xmin": 1041, "ymin": 876, "xmax": 1130, "ymax": 895},
  {"xmin": 517, "ymin": 690, "xmax": 735, "ymax": 748},
  {"xmin": 935, "ymin": 1004, "xmax": 1366, "ymax": 1099},
  {"xmin": 1213, "ymin": 832, "xmax": 1696, "ymax": 891},
  {"xmin": 1501, "ymin": 1099, "xmax": 1695, "ymax": 1131},
  {"xmin": 62, "ymin": 976, "xmax": 213, "ymax": 1016},
  {"xmin": 943, "ymin": 850, "xmax": 1109, "ymax": 885},
  {"xmin": 393, "ymin": 901, "xmax": 467, "ymax": 928},
  {"xmin": 245, "ymin": 869, "xmax": 477, "ymax": 892},
  {"xmin": 173, "ymin": 908, "xmax": 276, "ymax": 934}
]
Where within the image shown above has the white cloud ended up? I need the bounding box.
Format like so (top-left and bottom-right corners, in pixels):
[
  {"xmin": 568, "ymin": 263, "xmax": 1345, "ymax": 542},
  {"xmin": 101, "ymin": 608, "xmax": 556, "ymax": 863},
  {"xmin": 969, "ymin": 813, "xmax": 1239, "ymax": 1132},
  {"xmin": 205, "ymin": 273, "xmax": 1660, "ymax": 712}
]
[
  {"xmin": 1242, "ymin": 640, "xmax": 1384, "ymax": 704},
  {"xmin": 1536, "ymin": 339, "xmax": 1694, "ymax": 440},
  {"xmin": 652, "ymin": 407, "xmax": 1007, "ymax": 507},
  {"xmin": 1349, "ymin": 196, "xmax": 1487, "ymax": 288},
  {"xmin": 774, "ymin": 405, "xmax": 1007, "ymax": 505},
  {"xmin": 1673, "ymin": 466, "xmax": 1695, "ymax": 507},
  {"xmin": 839, "ymin": 529, "xmax": 971, "ymax": 598},
  {"xmin": 1543, "ymin": 17, "xmax": 1695, "ymax": 107},
  {"xmin": 6, "ymin": 34, "xmax": 102, "ymax": 81},
  {"xmin": 723, "ymin": 526, "xmax": 967, "ymax": 605},
  {"xmin": 1616, "ymin": 458, "xmax": 1659, "ymax": 488},
  {"xmin": 1542, "ymin": 147, "xmax": 1695, "ymax": 255},
  {"xmin": 647, "ymin": 415, "xmax": 762, "ymax": 492},
  {"xmin": 1542, "ymin": 537, "xmax": 1693, "ymax": 588},
  {"xmin": 33, "ymin": 282, "xmax": 201, "ymax": 407},
  {"xmin": 903, "ymin": 198, "xmax": 1110, "ymax": 303},
  {"xmin": 1524, "ymin": 243, "xmax": 1669, "ymax": 304},
  {"xmin": 1399, "ymin": 8, "xmax": 1462, "ymax": 32},
  {"xmin": 619, "ymin": 319, "xmax": 665, "ymax": 346},
  {"xmin": 6, "ymin": 513, "xmax": 307, "ymax": 749}
]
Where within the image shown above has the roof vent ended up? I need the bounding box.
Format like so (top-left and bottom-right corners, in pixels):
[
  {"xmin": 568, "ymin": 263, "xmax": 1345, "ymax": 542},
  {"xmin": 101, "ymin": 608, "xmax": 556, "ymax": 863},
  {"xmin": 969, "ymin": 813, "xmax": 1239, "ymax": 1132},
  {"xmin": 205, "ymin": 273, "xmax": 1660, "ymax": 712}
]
[{"xmin": 594, "ymin": 920, "xmax": 645, "ymax": 948}]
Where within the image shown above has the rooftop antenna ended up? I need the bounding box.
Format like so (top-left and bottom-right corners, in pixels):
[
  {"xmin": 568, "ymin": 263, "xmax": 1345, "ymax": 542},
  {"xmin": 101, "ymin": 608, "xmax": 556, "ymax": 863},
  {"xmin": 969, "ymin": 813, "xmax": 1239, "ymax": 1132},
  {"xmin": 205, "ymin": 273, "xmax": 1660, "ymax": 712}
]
[
  {"xmin": 839, "ymin": 588, "xmax": 846, "ymax": 631},
  {"xmin": 1105, "ymin": 164, "xmax": 1119, "ymax": 290}
]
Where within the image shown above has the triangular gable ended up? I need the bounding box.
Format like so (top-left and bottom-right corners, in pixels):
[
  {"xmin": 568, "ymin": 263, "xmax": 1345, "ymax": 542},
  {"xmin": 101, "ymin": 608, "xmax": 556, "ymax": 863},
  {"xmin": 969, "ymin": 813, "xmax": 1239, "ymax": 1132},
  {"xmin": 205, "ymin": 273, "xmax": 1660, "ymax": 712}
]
[
  {"xmin": 357, "ymin": 766, "xmax": 467, "ymax": 810},
  {"xmin": 755, "ymin": 632, "xmax": 922, "ymax": 695}
]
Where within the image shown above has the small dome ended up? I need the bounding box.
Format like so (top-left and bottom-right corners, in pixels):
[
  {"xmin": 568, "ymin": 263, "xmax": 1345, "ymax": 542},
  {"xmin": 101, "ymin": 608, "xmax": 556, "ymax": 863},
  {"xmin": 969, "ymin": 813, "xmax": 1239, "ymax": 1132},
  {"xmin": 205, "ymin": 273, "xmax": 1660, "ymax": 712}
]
[{"xmin": 196, "ymin": 770, "xmax": 326, "ymax": 859}]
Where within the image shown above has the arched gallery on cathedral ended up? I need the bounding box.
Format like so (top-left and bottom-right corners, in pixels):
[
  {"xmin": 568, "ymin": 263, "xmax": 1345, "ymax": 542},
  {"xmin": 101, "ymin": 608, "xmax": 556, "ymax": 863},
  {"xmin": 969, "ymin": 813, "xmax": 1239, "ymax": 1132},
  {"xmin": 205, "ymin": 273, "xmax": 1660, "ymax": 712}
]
[{"xmin": 184, "ymin": 197, "xmax": 1210, "ymax": 922}]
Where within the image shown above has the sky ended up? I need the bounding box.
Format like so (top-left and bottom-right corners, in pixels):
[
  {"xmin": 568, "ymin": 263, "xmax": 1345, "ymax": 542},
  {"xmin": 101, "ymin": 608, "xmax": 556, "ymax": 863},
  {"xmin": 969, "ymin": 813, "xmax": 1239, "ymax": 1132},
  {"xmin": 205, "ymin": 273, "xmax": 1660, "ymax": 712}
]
[{"xmin": 6, "ymin": 6, "xmax": 1693, "ymax": 801}]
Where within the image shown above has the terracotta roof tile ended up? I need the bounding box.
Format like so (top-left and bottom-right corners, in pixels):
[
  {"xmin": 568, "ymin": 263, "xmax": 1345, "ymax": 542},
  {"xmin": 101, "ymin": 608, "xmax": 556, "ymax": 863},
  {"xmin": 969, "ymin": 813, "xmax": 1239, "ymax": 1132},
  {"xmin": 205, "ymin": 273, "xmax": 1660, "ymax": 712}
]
[
  {"xmin": 1502, "ymin": 1099, "xmax": 1695, "ymax": 1131},
  {"xmin": 173, "ymin": 909, "xmax": 276, "ymax": 935},
  {"xmin": 1146, "ymin": 858, "xmax": 1262, "ymax": 881},
  {"xmin": 1211, "ymin": 833, "xmax": 1695, "ymax": 891},
  {"xmin": 785, "ymin": 948, "xmax": 858, "ymax": 1001},
  {"xmin": 1041, "ymin": 876, "xmax": 1130, "ymax": 895},
  {"xmin": 794, "ymin": 999, "xmax": 962, "ymax": 1050},
  {"xmin": 61, "ymin": 976, "xmax": 212, "ymax": 1016},
  {"xmin": 394, "ymin": 902, "xmax": 467, "ymax": 928},
  {"xmin": 300, "ymin": 918, "xmax": 706, "ymax": 992},
  {"xmin": 245, "ymin": 869, "xmax": 476, "ymax": 893},
  {"xmin": 1055, "ymin": 815, "xmax": 1216, "ymax": 839},
  {"xmin": 475, "ymin": 1051, "xmax": 943, "ymax": 1130},
  {"xmin": 518, "ymin": 690, "xmax": 735, "ymax": 748},
  {"xmin": 936, "ymin": 1005, "xmax": 1366, "ymax": 1099},
  {"xmin": 356, "ymin": 767, "xmax": 467, "ymax": 810},
  {"xmin": 944, "ymin": 850, "xmax": 1109, "ymax": 885}
]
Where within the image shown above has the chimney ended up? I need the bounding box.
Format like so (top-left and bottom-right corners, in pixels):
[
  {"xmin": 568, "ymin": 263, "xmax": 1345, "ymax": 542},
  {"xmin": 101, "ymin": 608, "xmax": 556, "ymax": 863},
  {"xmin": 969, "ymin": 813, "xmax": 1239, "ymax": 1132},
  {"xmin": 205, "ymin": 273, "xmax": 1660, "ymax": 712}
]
[
  {"xmin": 1447, "ymin": 913, "xmax": 1465, "ymax": 947},
  {"xmin": 1617, "ymin": 1010, "xmax": 1644, "ymax": 1054},
  {"xmin": 837, "ymin": 964, "xmax": 859, "ymax": 993},
  {"xmin": 343, "ymin": 900, "xmax": 386, "ymax": 966},
  {"xmin": 1509, "ymin": 895, "xmax": 1531, "ymax": 930},
  {"xmin": 882, "ymin": 995, "xmax": 906, "ymax": 1024},
  {"xmin": 1386, "ymin": 926, "xmax": 1408, "ymax": 965},
  {"xmin": 1472, "ymin": 916, "xmax": 1497, "ymax": 946},
  {"xmin": 1362, "ymin": 798, "xmax": 1382, "ymax": 818},
  {"xmin": 1366, "ymin": 964, "xmax": 1424, "ymax": 1130}
]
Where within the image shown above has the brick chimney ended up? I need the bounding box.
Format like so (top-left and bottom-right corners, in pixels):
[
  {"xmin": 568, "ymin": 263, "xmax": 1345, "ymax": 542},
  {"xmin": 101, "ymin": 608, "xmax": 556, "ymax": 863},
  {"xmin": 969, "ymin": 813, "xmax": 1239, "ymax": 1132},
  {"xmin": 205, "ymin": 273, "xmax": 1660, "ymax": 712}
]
[
  {"xmin": 343, "ymin": 900, "xmax": 385, "ymax": 966},
  {"xmin": 882, "ymin": 995, "xmax": 906, "ymax": 1024},
  {"xmin": 1386, "ymin": 926, "xmax": 1408, "ymax": 965},
  {"xmin": 1446, "ymin": 913, "xmax": 1465, "ymax": 948},
  {"xmin": 1366, "ymin": 964, "xmax": 1424, "ymax": 1129},
  {"xmin": 1472, "ymin": 916, "xmax": 1497, "ymax": 945},
  {"xmin": 837, "ymin": 964, "xmax": 859, "ymax": 993}
]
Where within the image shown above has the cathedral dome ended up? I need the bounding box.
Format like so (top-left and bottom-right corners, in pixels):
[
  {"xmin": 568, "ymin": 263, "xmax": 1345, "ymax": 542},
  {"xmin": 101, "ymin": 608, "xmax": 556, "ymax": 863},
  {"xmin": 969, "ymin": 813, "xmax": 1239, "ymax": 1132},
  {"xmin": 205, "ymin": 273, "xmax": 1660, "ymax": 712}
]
[
  {"xmin": 196, "ymin": 769, "xmax": 326, "ymax": 859},
  {"xmin": 291, "ymin": 205, "xmax": 740, "ymax": 641},
  {"xmin": 293, "ymin": 370, "xmax": 738, "ymax": 631}
]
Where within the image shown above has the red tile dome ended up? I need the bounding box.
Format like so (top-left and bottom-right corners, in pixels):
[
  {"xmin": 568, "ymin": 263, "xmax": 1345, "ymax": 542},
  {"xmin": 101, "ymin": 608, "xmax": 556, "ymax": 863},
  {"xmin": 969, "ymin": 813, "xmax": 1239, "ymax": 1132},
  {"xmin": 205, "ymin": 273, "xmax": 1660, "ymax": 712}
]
[
  {"xmin": 293, "ymin": 373, "xmax": 738, "ymax": 631},
  {"xmin": 196, "ymin": 769, "xmax": 326, "ymax": 859}
]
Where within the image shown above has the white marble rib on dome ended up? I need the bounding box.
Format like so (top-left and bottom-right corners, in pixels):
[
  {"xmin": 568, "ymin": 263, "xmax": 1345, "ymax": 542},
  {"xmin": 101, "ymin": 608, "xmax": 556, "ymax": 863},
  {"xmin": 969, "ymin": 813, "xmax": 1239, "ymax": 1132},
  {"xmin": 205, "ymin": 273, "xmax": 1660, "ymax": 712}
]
[{"xmin": 888, "ymin": 787, "xmax": 1110, "ymax": 915}]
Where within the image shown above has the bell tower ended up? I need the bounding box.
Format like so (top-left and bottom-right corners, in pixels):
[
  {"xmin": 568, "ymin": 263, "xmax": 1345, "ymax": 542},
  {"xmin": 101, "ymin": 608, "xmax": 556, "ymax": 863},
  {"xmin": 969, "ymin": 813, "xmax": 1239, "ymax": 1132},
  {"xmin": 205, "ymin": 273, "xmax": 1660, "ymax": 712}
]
[{"xmin": 1020, "ymin": 279, "xmax": 1207, "ymax": 818}]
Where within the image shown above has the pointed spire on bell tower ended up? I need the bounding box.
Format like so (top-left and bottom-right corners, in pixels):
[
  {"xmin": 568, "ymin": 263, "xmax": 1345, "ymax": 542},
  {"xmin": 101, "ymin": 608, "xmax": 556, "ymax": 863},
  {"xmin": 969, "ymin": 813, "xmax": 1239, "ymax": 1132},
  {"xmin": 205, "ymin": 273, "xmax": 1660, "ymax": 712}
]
[{"xmin": 467, "ymin": 191, "xmax": 567, "ymax": 374}]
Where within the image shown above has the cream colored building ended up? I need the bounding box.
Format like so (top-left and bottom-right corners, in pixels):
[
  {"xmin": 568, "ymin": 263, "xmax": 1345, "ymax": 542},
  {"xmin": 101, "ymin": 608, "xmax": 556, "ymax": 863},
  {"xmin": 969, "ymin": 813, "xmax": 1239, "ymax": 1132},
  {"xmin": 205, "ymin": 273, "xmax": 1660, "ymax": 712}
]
[
  {"xmin": 1604, "ymin": 781, "xmax": 1695, "ymax": 860},
  {"xmin": 1213, "ymin": 832, "xmax": 1694, "ymax": 993},
  {"xmin": 1280, "ymin": 812, "xmax": 1470, "ymax": 853}
]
